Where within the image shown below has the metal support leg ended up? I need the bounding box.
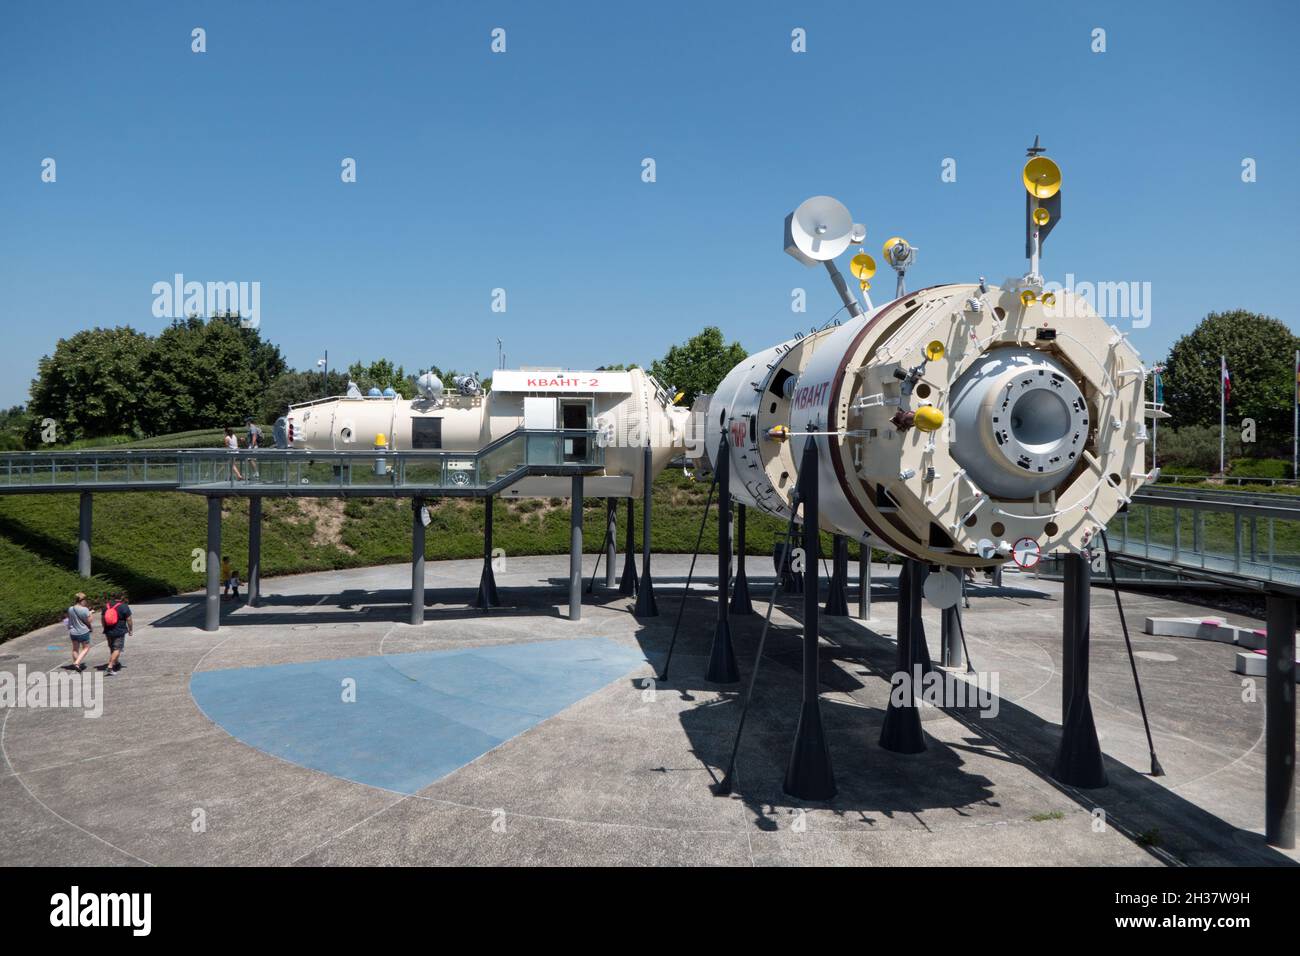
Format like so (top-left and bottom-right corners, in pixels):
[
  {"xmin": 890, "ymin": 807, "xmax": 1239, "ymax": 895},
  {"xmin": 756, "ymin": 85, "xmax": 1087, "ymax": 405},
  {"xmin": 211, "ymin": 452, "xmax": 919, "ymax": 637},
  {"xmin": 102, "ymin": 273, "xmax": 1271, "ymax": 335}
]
[
  {"xmin": 204, "ymin": 497, "xmax": 221, "ymax": 632},
  {"xmin": 410, "ymin": 496, "xmax": 426, "ymax": 626},
  {"xmin": 247, "ymin": 496, "xmax": 262, "ymax": 607},
  {"xmin": 605, "ymin": 498, "xmax": 617, "ymax": 589},
  {"xmin": 707, "ymin": 436, "xmax": 738, "ymax": 683},
  {"xmin": 77, "ymin": 491, "xmax": 92, "ymax": 578},
  {"xmin": 730, "ymin": 503, "xmax": 754, "ymax": 615},
  {"xmin": 569, "ymin": 477, "xmax": 583, "ymax": 621},
  {"xmin": 858, "ymin": 534, "xmax": 872, "ymax": 620},
  {"xmin": 1266, "ymin": 594, "xmax": 1296, "ymax": 848},
  {"xmin": 941, "ymin": 567, "xmax": 962, "ymax": 668},
  {"xmin": 633, "ymin": 447, "xmax": 658, "ymax": 617},
  {"xmin": 619, "ymin": 498, "xmax": 638, "ymax": 596},
  {"xmin": 911, "ymin": 561, "xmax": 934, "ymax": 673},
  {"xmin": 880, "ymin": 559, "xmax": 927, "ymax": 753},
  {"xmin": 784, "ymin": 438, "xmax": 836, "ymax": 799},
  {"xmin": 825, "ymin": 533, "xmax": 849, "ymax": 616},
  {"xmin": 1052, "ymin": 553, "xmax": 1108, "ymax": 788},
  {"xmin": 475, "ymin": 495, "xmax": 500, "ymax": 610}
]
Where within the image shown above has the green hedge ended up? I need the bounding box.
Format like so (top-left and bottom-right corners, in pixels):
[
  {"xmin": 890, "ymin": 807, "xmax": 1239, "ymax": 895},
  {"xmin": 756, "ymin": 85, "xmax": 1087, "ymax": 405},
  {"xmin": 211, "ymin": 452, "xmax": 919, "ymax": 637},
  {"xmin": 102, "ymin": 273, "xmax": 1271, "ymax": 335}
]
[{"xmin": 0, "ymin": 470, "xmax": 879, "ymax": 644}]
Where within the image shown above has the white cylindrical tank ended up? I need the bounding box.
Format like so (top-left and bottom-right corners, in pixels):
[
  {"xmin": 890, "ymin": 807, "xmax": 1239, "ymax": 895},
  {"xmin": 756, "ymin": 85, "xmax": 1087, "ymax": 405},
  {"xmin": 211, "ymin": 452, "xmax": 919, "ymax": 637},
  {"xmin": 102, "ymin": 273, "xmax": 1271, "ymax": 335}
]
[
  {"xmin": 283, "ymin": 367, "xmax": 690, "ymax": 496},
  {"xmin": 700, "ymin": 283, "xmax": 1151, "ymax": 566}
]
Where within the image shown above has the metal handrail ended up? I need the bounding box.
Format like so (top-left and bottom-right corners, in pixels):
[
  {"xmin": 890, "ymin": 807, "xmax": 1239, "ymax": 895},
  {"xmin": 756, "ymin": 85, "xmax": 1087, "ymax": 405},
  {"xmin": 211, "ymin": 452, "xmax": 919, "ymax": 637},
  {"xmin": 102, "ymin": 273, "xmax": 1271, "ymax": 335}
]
[{"xmin": 0, "ymin": 429, "xmax": 604, "ymax": 495}]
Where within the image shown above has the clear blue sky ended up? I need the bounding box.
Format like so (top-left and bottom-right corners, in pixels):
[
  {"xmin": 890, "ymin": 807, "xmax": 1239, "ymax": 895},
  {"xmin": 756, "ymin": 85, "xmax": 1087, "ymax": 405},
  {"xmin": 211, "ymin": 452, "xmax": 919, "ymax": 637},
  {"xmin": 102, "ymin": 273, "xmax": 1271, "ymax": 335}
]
[{"xmin": 2, "ymin": 0, "xmax": 1296, "ymax": 408}]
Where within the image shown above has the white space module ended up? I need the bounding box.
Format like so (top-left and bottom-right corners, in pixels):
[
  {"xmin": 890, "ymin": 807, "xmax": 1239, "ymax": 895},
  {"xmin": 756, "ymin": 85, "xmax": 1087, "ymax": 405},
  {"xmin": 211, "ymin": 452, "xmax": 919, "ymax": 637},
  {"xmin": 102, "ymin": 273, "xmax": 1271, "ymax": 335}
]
[
  {"xmin": 281, "ymin": 366, "xmax": 691, "ymax": 499},
  {"xmin": 694, "ymin": 144, "xmax": 1152, "ymax": 568}
]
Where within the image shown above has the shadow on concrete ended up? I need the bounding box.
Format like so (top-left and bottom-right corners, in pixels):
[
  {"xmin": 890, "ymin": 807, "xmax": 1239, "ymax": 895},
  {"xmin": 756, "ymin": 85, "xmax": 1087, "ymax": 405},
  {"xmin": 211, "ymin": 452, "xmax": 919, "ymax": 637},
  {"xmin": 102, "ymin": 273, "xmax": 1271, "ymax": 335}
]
[
  {"xmin": 0, "ymin": 515, "xmax": 175, "ymax": 599},
  {"xmin": 629, "ymin": 582, "xmax": 1297, "ymax": 865}
]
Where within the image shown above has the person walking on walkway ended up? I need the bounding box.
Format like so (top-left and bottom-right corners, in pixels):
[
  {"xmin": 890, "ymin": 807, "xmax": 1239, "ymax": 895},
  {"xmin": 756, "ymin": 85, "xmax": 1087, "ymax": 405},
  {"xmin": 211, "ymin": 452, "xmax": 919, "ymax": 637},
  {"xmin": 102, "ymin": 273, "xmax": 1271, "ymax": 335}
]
[
  {"xmin": 65, "ymin": 592, "xmax": 94, "ymax": 671},
  {"xmin": 101, "ymin": 593, "xmax": 132, "ymax": 676},
  {"xmin": 245, "ymin": 417, "xmax": 262, "ymax": 479},
  {"xmin": 224, "ymin": 427, "xmax": 243, "ymax": 480}
]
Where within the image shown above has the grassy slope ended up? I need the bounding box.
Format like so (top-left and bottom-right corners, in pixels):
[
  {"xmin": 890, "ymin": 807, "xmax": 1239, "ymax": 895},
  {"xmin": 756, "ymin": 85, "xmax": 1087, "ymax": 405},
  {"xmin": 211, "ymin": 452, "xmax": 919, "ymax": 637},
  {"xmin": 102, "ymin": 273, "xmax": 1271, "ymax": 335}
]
[{"xmin": 0, "ymin": 470, "xmax": 862, "ymax": 643}]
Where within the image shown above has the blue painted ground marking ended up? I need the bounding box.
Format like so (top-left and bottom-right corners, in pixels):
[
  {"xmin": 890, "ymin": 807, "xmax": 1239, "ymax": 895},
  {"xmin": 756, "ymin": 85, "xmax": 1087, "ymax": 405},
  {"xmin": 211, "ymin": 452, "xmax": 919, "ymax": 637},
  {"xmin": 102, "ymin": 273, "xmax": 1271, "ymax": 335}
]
[{"xmin": 190, "ymin": 637, "xmax": 646, "ymax": 793}]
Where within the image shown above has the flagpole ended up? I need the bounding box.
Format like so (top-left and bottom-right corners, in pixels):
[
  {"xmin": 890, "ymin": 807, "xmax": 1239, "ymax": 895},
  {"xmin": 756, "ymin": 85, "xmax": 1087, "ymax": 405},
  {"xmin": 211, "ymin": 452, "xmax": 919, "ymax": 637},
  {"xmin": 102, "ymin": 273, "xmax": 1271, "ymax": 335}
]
[
  {"xmin": 1293, "ymin": 348, "xmax": 1298, "ymax": 482},
  {"xmin": 1220, "ymin": 354, "xmax": 1226, "ymax": 475}
]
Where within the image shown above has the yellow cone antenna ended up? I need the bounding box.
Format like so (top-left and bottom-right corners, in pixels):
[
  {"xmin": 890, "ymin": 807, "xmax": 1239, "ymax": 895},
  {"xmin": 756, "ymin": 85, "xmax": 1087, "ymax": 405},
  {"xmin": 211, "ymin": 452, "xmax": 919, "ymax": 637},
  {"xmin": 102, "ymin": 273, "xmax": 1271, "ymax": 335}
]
[
  {"xmin": 1041, "ymin": 291, "xmax": 1057, "ymax": 307},
  {"xmin": 850, "ymin": 253, "xmax": 876, "ymax": 281},
  {"xmin": 1020, "ymin": 290, "xmax": 1037, "ymax": 306},
  {"xmin": 924, "ymin": 340, "xmax": 945, "ymax": 361},
  {"xmin": 1023, "ymin": 156, "xmax": 1061, "ymax": 198},
  {"xmin": 1032, "ymin": 206, "xmax": 1051, "ymax": 226}
]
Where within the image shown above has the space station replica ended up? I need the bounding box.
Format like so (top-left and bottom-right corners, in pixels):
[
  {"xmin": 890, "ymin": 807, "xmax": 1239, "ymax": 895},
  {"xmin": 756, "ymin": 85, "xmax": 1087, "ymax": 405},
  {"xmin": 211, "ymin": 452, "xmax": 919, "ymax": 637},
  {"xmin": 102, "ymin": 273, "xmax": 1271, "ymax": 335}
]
[
  {"xmin": 284, "ymin": 139, "xmax": 1151, "ymax": 580},
  {"xmin": 695, "ymin": 143, "xmax": 1151, "ymax": 575},
  {"xmin": 280, "ymin": 366, "xmax": 691, "ymax": 499}
]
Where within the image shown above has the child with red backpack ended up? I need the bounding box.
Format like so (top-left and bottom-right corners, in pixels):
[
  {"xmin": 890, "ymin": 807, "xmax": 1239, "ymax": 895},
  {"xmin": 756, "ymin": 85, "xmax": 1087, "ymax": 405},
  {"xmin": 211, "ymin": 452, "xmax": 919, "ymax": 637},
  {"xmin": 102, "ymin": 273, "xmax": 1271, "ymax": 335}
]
[{"xmin": 101, "ymin": 593, "xmax": 132, "ymax": 675}]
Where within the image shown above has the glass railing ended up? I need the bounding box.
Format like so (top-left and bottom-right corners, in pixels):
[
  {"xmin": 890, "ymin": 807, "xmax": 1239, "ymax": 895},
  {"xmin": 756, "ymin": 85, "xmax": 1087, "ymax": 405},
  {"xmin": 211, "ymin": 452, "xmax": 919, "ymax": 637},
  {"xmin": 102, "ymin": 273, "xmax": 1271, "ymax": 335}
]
[
  {"xmin": 0, "ymin": 452, "xmax": 185, "ymax": 489},
  {"xmin": 0, "ymin": 430, "xmax": 603, "ymax": 494},
  {"xmin": 1110, "ymin": 488, "xmax": 1300, "ymax": 587},
  {"xmin": 188, "ymin": 429, "xmax": 602, "ymax": 492}
]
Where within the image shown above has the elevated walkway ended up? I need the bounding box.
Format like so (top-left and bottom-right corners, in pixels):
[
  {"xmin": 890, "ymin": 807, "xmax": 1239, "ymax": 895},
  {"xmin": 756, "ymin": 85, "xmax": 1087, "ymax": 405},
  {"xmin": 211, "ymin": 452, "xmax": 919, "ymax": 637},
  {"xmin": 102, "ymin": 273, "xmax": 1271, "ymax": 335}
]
[
  {"xmin": 1107, "ymin": 485, "xmax": 1300, "ymax": 597},
  {"xmin": 0, "ymin": 428, "xmax": 603, "ymax": 498}
]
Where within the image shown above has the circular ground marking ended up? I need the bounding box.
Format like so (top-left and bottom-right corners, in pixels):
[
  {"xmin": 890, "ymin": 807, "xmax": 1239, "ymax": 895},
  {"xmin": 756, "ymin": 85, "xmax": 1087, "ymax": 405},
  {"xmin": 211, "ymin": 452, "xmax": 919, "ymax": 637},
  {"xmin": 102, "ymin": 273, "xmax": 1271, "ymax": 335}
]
[{"xmin": 1134, "ymin": 651, "xmax": 1177, "ymax": 663}]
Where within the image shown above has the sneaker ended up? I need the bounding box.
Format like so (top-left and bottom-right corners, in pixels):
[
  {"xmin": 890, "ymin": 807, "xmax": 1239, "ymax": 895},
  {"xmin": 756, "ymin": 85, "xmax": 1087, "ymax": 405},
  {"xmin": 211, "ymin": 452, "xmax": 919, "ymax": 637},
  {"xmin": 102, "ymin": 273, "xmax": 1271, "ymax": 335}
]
[
  {"xmin": 103, "ymin": 668, "xmax": 115, "ymax": 677},
  {"xmin": 112, "ymin": 662, "xmax": 122, "ymax": 672}
]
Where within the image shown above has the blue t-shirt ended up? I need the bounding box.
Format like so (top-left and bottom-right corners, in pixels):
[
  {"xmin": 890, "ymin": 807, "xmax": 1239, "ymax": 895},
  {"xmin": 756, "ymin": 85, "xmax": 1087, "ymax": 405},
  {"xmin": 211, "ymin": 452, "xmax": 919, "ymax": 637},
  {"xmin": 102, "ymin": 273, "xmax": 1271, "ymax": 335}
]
[{"xmin": 103, "ymin": 602, "xmax": 131, "ymax": 638}]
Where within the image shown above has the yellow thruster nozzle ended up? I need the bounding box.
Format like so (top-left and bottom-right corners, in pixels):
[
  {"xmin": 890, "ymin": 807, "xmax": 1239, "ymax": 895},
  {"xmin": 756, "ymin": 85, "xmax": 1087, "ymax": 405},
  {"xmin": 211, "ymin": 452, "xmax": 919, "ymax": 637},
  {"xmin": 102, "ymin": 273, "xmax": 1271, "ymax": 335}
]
[{"xmin": 913, "ymin": 406, "xmax": 944, "ymax": 432}]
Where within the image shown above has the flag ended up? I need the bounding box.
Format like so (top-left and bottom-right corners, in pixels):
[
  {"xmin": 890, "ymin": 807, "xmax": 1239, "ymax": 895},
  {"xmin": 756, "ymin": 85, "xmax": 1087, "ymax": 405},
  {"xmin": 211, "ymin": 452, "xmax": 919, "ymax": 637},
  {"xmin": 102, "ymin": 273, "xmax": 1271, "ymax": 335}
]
[
  {"xmin": 1221, "ymin": 355, "xmax": 1231, "ymax": 405},
  {"xmin": 1152, "ymin": 365, "xmax": 1164, "ymax": 404}
]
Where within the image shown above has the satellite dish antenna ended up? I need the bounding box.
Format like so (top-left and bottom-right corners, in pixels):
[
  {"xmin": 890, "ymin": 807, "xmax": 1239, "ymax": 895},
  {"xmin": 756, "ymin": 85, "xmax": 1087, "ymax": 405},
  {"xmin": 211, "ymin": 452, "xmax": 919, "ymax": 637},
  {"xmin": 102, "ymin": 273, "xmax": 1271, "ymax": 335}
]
[
  {"xmin": 786, "ymin": 196, "xmax": 857, "ymax": 262},
  {"xmin": 1022, "ymin": 157, "xmax": 1061, "ymax": 198}
]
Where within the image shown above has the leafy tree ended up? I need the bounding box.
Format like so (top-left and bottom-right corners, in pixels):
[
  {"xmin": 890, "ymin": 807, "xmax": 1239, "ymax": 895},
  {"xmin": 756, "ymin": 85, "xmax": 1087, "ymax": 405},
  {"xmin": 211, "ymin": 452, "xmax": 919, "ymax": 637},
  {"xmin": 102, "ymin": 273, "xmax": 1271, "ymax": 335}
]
[
  {"xmin": 1162, "ymin": 311, "xmax": 1299, "ymax": 455},
  {"xmin": 649, "ymin": 327, "xmax": 747, "ymax": 405},
  {"xmin": 27, "ymin": 327, "xmax": 153, "ymax": 442},
  {"xmin": 259, "ymin": 370, "xmax": 350, "ymax": 423},
  {"xmin": 0, "ymin": 405, "xmax": 32, "ymax": 450},
  {"xmin": 139, "ymin": 314, "xmax": 286, "ymax": 434},
  {"xmin": 346, "ymin": 359, "xmax": 413, "ymax": 398}
]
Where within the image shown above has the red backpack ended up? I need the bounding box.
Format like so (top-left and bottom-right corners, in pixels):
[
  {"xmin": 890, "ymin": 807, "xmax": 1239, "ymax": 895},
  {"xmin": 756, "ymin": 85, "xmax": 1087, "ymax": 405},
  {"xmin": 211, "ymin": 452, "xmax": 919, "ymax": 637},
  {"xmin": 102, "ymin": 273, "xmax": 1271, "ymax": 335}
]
[{"xmin": 103, "ymin": 602, "xmax": 120, "ymax": 627}]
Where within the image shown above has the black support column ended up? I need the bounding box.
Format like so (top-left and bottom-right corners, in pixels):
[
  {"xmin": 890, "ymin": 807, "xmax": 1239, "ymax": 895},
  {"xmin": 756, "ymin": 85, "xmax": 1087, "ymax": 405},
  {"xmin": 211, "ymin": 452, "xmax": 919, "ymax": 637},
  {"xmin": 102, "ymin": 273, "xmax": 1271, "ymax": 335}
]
[
  {"xmin": 247, "ymin": 496, "xmax": 262, "ymax": 607},
  {"xmin": 619, "ymin": 498, "xmax": 638, "ymax": 595},
  {"xmin": 1266, "ymin": 594, "xmax": 1296, "ymax": 848},
  {"xmin": 204, "ymin": 497, "xmax": 221, "ymax": 632},
  {"xmin": 77, "ymin": 491, "xmax": 92, "ymax": 579},
  {"xmin": 940, "ymin": 567, "xmax": 962, "ymax": 668},
  {"xmin": 857, "ymin": 534, "xmax": 872, "ymax": 620},
  {"xmin": 784, "ymin": 438, "xmax": 836, "ymax": 799},
  {"xmin": 706, "ymin": 435, "xmax": 738, "ymax": 683},
  {"xmin": 410, "ymin": 496, "xmax": 426, "ymax": 626},
  {"xmin": 604, "ymin": 499, "xmax": 617, "ymax": 589},
  {"xmin": 880, "ymin": 559, "xmax": 927, "ymax": 753},
  {"xmin": 825, "ymin": 534, "xmax": 849, "ymax": 616},
  {"xmin": 475, "ymin": 495, "xmax": 500, "ymax": 610},
  {"xmin": 729, "ymin": 503, "xmax": 754, "ymax": 615},
  {"xmin": 1052, "ymin": 553, "xmax": 1107, "ymax": 788},
  {"xmin": 569, "ymin": 477, "xmax": 584, "ymax": 621},
  {"xmin": 633, "ymin": 447, "xmax": 658, "ymax": 617}
]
